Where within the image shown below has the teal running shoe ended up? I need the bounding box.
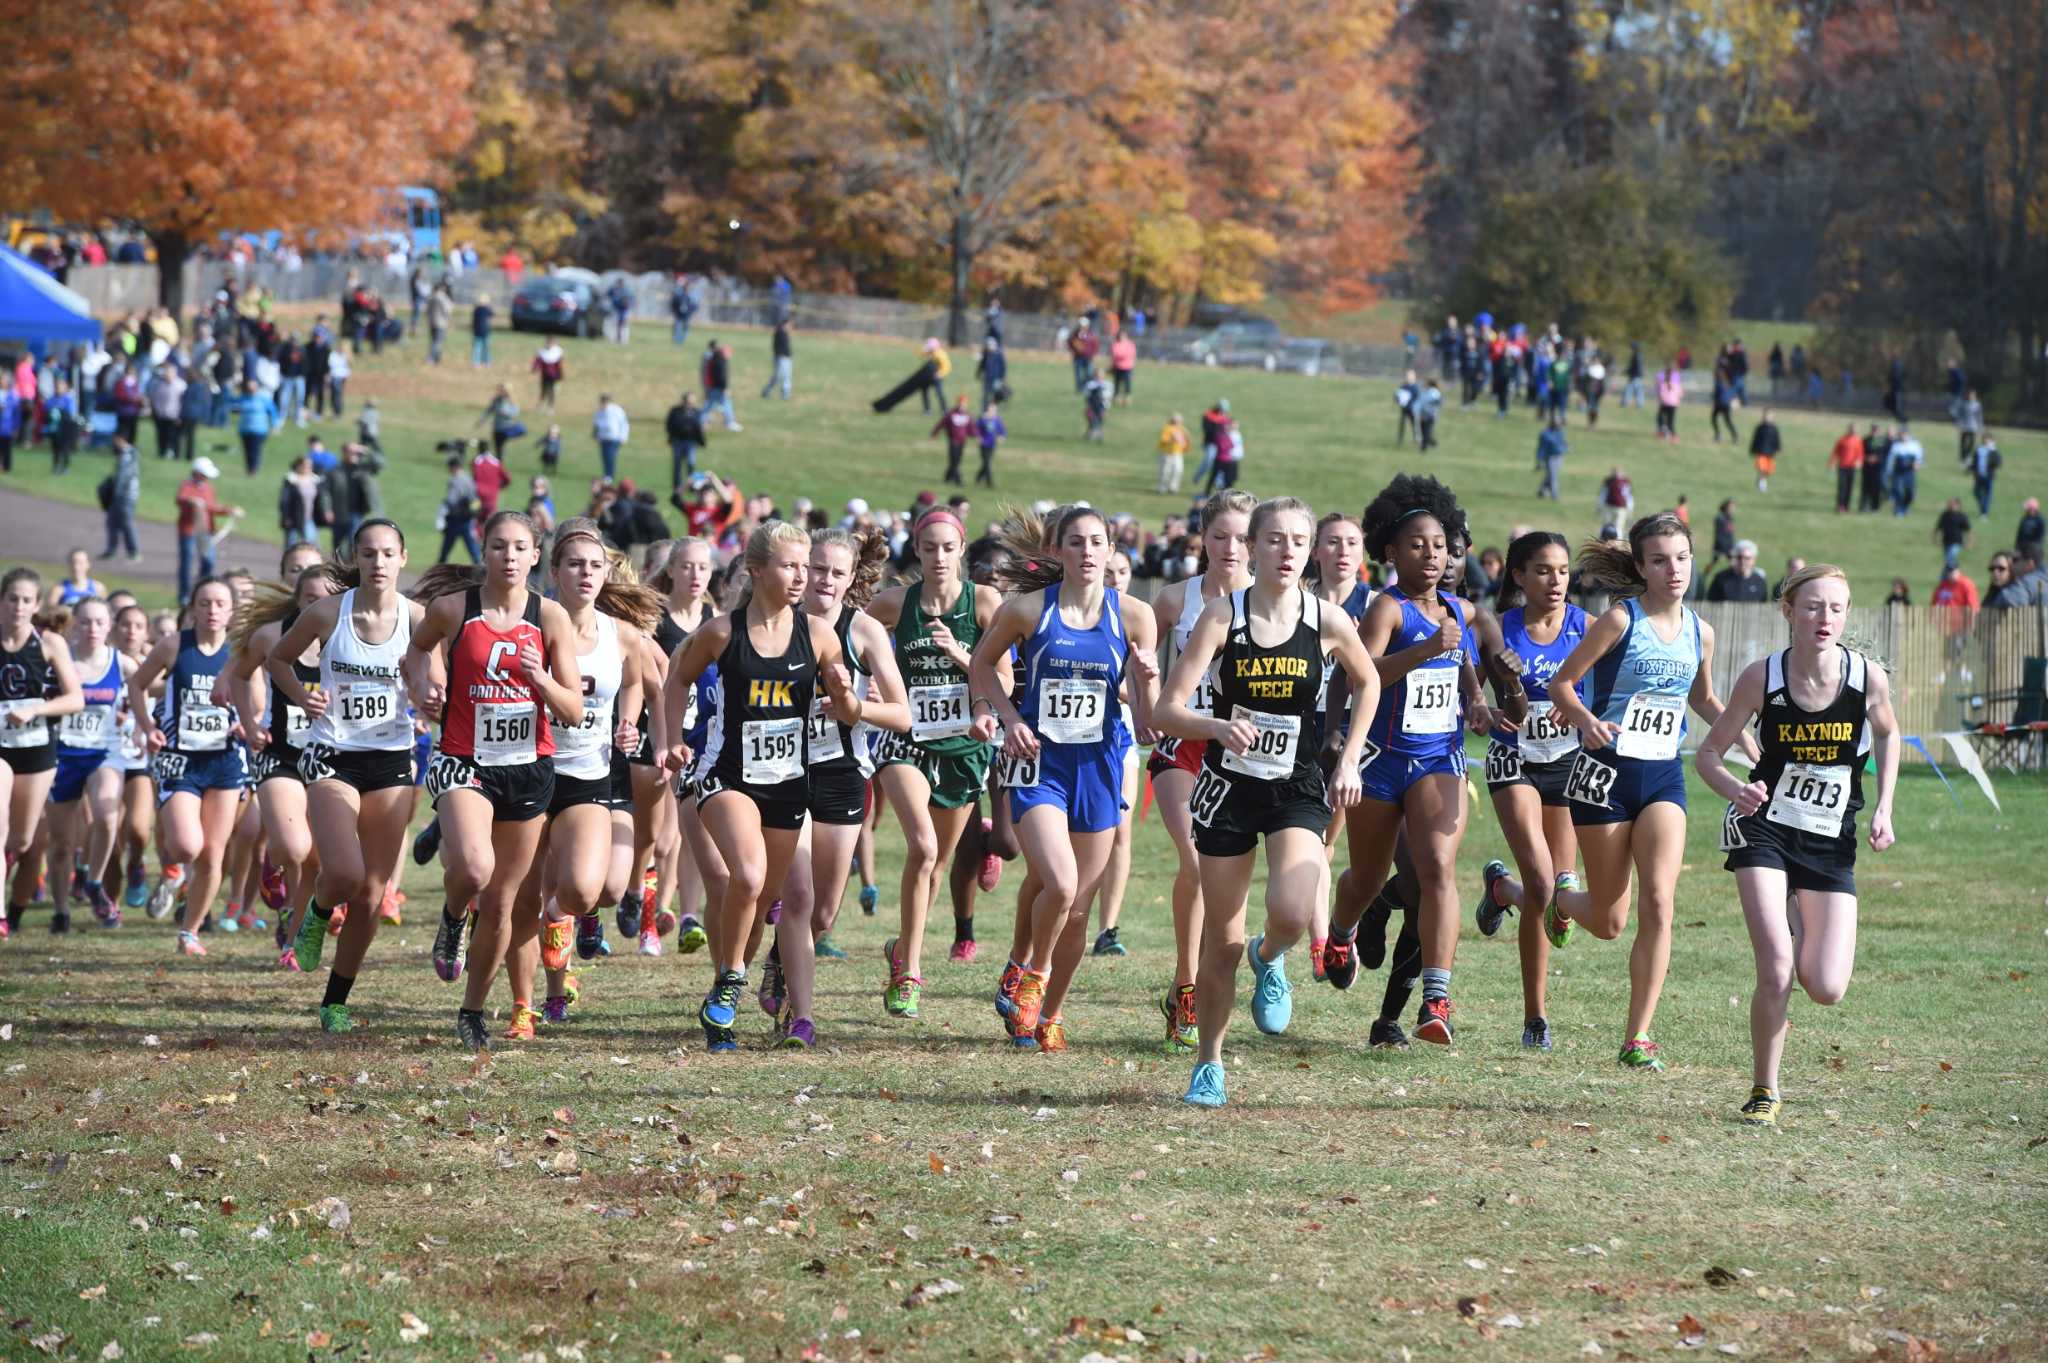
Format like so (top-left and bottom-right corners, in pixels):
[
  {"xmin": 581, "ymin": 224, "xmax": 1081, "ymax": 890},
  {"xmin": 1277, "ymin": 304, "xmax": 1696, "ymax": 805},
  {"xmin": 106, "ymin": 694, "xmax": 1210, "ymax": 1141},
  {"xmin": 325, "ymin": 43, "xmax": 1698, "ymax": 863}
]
[
  {"xmin": 1246, "ymin": 933, "xmax": 1292, "ymax": 1036},
  {"xmin": 1182, "ymin": 1061, "xmax": 1227, "ymax": 1108}
]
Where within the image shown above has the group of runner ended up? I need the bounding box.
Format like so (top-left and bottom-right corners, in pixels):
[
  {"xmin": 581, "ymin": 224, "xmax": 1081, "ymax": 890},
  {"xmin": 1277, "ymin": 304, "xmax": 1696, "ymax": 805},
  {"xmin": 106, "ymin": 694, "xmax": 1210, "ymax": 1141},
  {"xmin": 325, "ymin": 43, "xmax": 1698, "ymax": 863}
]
[{"xmin": 0, "ymin": 475, "xmax": 1901, "ymax": 1127}]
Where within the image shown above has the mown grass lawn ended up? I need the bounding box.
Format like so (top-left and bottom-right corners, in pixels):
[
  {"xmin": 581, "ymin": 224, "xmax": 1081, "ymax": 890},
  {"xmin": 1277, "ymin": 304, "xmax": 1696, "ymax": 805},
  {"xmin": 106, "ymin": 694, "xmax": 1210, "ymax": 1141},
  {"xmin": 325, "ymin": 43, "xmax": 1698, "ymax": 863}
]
[
  {"xmin": 1, "ymin": 760, "xmax": 2042, "ymax": 1362},
  {"xmin": 3, "ymin": 310, "xmax": 2040, "ymax": 610}
]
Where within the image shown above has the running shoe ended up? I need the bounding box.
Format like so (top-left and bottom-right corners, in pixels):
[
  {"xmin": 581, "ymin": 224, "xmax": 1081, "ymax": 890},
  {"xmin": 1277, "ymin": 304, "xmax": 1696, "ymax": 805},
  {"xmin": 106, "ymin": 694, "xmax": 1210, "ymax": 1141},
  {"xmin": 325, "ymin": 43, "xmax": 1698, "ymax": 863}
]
[
  {"xmin": 561, "ymin": 973, "xmax": 582, "ymax": 1008},
  {"xmin": 1034, "ymin": 1015, "xmax": 1068, "ymax": 1054},
  {"xmin": 0, "ymin": 911, "xmax": 10, "ymax": 941},
  {"xmin": 1546, "ymin": 872, "xmax": 1580, "ymax": 949},
  {"xmin": 318, "ymin": 1003, "xmax": 353, "ymax": 1034},
  {"xmin": 259, "ymin": 861, "xmax": 287, "ymax": 911},
  {"xmin": 274, "ymin": 912, "xmax": 292, "ymax": 951},
  {"xmin": 1091, "ymin": 927, "xmax": 1126, "ymax": 957},
  {"xmin": 638, "ymin": 930, "xmax": 662, "ymax": 957},
  {"xmin": 1359, "ymin": 894, "xmax": 1392, "ymax": 971},
  {"xmin": 411, "ymin": 818, "xmax": 442, "ymax": 866},
  {"xmin": 677, "ymin": 915, "xmax": 707, "ymax": 954},
  {"xmin": 85, "ymin": 881, "xmax": 117, "ymax": 926},
  {"xmin": 327, "ymin": 901, "xmax": 347, "ymax": 936},
  {"xmin": 1310, "ymin": 938, "xmax": 1327, "ymax": 981},
  {"xmin": 765, "ymin": 899, "xmax": 782, "ymax": 926},
  {"xmin": 455, "ymin": 1008, "xmax": 490, "ymax": 1053},
  {"xmin": 1322, "ymin": 930, "xmax": 1358, "ymax": 991},
  {"xmin": 1247, "ymin": 933, "xmax": 1293, "ymax": 1035},
  {"xmin": 654, "ymin": 906, "xmax": 678, "ymax": 937},
  {"xmin": 503, "ymin": 1005, "xmax": 540, "ymax": 1042},
  {"xmin": 858, "ymin": 884, "xmax": 878, "ymax": 916},
  {"xmin": 123, "ymin": 867, "xmax": 148, "ymax": 910},
  {"xmin": 1415, "ymin": 997, "xmax": 1455, "ymax": 1045},
  {"xmin": 948, "ymin": 938, "xmax": 978, "ymax": 965},
  {"xmin": 995, "ymin": 959, "xmax": 1024, "ymax": 1023},
  {"xmin": 292, "ymin": 907, "xmax": 328, "ymax": 972},
  {"xmin": 543, "ymin": 995, "xmax": 570, "ymax": 1025},
  {"xmin": 1182, "ymin": 1061, "xmax": 1227, "ymax": 1108},
  {"xmin": 616, "ymin": 891, "xmax": 643, "ymax": 940},
  {"xmin": 575, "ymin": 912, "xmax": 604, "ymax": 961},
  {"xmin": 219, "ymin": 907, "xmax": 240, "ymax": 934},
  {"xmin": 813, "ymin": 934, "xmax": 846, "ymax": 960},
  {"xmin": 278, "ymin": 946, "xmax": 300, "ymax": 972},
  {"xmin": 699, "ymin": 973, "xmax": 742, "ymax": 1052},
  {"xmin": 540, "ymin": 915, "xmax": 572, "ymax": 972},
  {"xmin": 1010, "ymin": 970, "xmax": 1047, "ymax": 1035},
  {"xmin": 977, "ymin": 821, "xmax": 1002, "ymax": 892},
  {"xmin": 779, "ymin": 1016, "xmax": 816, "ymax": 1050},
  {"xmin": 1617, "ymin": 1035, "xmax": 1665, "ymax": 1072},
  {"xmin": 1369, "ymin": 1017, "xmax": 1409, "ymax": 1049},
  {"xmin": 884, "ymin": 975, "xmax": 923, "ymax": 1018},
  {"xmin": 236, "ymin": 904, "xmax": 263, "ymax": 934},
  {"xmin": 1738, "ymin": 1087, "xmax": 1781, "ymax": 1127},
  {"xmin": 1475, "ymin": 859, "xmax": 1512, "ymax": 937},
  {"xmin": 1159, "ymin": 983, "xmax": 1198, "ymax": 1053},
  {"xmin": 176, "ymin": 929, "xmax": 206, "ymax": 956},
  {"xmin": 378, "ymin": 891, "xmax": 400, "ymax": 926},
  {"xmin": 50, "ymin": 908, "xmax": 71, "ymax": 935},
  {"xmin": 1522, "ymin": 1016, "xmax": 1554, "ymax": 1051},
  {"xmin": 431, "ymin": 907, "xmax": 467, "ymax": 982},
  {"xmin": 758, "ymin": 944, "xmax": 787, "ymax": 1018}
]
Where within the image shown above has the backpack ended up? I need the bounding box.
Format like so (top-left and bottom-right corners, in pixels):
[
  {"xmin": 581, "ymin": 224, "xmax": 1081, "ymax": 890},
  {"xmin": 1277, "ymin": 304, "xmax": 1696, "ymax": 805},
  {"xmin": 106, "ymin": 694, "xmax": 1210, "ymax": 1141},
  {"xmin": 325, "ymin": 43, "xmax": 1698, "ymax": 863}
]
[{"xmin": 97, "ymin": 475, "xmax": 116, "ymax": 511}]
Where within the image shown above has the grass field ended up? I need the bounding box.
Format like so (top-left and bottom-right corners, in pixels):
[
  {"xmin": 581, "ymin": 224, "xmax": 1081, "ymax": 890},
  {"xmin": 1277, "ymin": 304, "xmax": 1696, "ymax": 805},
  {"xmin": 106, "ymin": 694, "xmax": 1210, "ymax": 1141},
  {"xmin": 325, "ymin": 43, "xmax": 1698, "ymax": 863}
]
[
  {"xmin": 1, "ymin": 310, "xmax": 2037, "ymax": 610},
  {"xmin": 2, "ymin": 319, "xmax": 2045, "ymax": 1362},
  {"xmin": 1, "ymin": 763, "xmax": 2043, "ymax": 1361}
]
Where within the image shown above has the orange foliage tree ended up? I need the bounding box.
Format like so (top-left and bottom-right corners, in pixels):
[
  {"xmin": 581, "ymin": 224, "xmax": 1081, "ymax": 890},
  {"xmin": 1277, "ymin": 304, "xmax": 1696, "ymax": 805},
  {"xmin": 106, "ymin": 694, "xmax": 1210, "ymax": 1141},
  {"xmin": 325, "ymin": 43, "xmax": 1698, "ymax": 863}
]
[{"xmin": 0, "ymin": 0, "xmax": 476, "ymax": 312}]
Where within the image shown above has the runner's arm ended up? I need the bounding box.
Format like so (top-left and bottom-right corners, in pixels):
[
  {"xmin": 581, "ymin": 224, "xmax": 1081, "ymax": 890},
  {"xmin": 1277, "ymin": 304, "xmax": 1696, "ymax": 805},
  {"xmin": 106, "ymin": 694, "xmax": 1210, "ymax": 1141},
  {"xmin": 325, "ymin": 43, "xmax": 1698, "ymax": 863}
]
[{"xmin": 1694, "ymin": 659, "xmax": 1767, "ymax": 811}]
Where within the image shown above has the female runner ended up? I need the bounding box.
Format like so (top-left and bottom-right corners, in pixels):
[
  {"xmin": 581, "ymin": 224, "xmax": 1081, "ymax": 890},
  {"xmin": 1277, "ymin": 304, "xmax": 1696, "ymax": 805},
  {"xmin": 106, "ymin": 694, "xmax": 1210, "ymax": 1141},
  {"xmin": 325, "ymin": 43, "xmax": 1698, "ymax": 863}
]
[
  {"xmin": 756, "ymin": 527, "xmax": 910, "ymax": 1046},
  {"xmin": 1323, "ymin": 476, "xmax": 1512, "ymax": 1045},
  {"xmin": 266, "ymin": 520, "xmax": 425, "ymax": 1029},
  {"xmin": 1542, "ymin": 512, "xmax": 1751, "ymax": 1070},
  {"xmin": 662, "ymin": 520, "xmax": 861, "ymax": 1050},
  {"xmin": 225, "ymin": 565, "xmax": 334, "ymax": 967},
  {"xmin": 46, "ymin": 597, "xmax": 133, "ymax": 930},
  {"xmin": 1083, "ymin": 547, "xmax": 1144, "ymax": 959},
  {"xmin": 522, "ymin": 521, "xmax": 658, "ymax": 1034},
  {"xmin": 1472, "ymin": 531, "xmax": 1586, "ymax": 1051},
  {"xmin": 1697, "ymin": 565, "xmax": 1897, "ymax": 1124},
  {"xmin": 126, "ymin": 577, "xmax": 241, "ymax": 955},
  {"xmin": 1152, "ymin": 497, "xmax": 1377, "ymax": 1107},
  {"xmin": 1, "ymin": 570, "xmax": 83, "ymax": 936},
  {"xmin": 969, "ymin": 505, "xmax": 1159, "ymax": 1051},
  {"xmin": 1307, "ymin": 511, "xmax": 1373, "ymax": 977},
  {"xmin": 625, "ymin": 537, "xmax": 715, "ymax": 952},
  {"xmin": 406, "ymin": 511, "xmax": 586, "ymax": 1050},
  {"xmin": 1146, "ymin": 489, "xmax": 1255, "ymax": 1051},
  {"xmin": 864, "ymin": 508, "xmax": 1003, "ymax": 1018},
  {"xmin": 110, "ymin": 604, "xmax": 158, "ymax": 912}
]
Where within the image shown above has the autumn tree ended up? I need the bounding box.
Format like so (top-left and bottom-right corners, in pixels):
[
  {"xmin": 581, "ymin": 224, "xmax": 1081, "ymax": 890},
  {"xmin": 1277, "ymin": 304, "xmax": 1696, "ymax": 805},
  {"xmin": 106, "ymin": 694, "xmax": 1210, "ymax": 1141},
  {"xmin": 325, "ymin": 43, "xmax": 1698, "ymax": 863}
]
[{"xmin": 0, "ymin": 0, "xmax": 475, "ymax": 313}]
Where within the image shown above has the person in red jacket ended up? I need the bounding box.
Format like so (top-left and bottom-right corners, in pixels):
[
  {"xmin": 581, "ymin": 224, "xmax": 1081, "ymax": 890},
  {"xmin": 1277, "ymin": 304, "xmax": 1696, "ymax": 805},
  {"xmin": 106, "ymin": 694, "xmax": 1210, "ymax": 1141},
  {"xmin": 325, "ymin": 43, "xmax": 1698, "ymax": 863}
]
[{"xmin": 932, "ymin": 395, "xmax": 975, "ymax": 486}]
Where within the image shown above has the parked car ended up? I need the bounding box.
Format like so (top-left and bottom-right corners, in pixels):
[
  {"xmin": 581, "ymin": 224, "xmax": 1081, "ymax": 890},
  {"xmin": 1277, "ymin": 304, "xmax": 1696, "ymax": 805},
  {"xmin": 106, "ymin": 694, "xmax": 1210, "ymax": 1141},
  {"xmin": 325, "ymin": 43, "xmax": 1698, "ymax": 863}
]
[
  {"xmin": 1277, "ymin": 338, "xmax": 1344, "ymax": 377},
  {"xmin": 1185, "ymin": 318, "xmax": 1285, "ymax": 369},
  {"xmin": 509, "ymin": 276, "xmax": 600, "ymax": 337}
]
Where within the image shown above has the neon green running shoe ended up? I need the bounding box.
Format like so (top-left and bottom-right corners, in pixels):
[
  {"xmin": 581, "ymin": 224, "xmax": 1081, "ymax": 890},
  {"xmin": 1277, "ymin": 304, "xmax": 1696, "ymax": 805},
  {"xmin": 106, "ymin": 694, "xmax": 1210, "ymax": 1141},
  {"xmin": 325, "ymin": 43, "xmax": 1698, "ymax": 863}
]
[
  {"xmin": 1545, "ymin": 872, "xmax": 1579, "ymax": 949},
  {"xmin": 293, "ymin": 907, "xmax": 330, "ymax": 973},
  {"xmin": 678, "ymin": 916, "xmax": 708, "ymax": 954},
  {"xmin": 1738, "ymin": 1087, "xmax": 1781, "ymax": 1126},
  {"xmin": 1617, "ymin": 1034, "xmax": 1665, "ymax": 1072},
  {"xmin": 883, "ymin": 973, "xmax": 922, "ymax": 1018},
  {"xmin": 318, "ymin": 1003, "xmax": 352, "ymax": 1034}
]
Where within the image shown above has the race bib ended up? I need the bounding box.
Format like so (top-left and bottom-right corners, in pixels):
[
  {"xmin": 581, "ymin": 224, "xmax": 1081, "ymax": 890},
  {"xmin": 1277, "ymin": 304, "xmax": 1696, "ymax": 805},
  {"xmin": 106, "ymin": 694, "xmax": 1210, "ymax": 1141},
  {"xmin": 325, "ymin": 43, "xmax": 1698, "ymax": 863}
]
[
  {"xmin": 0, "ymin": 699, "xmax": 49, "ymax": 748},
  {"xmin": 996, "ymin": 748, "xmax": 1040, "ymax": 789},
  {"xmin": 806, "ymin": 696, "xmax": 845, "ymax": 765},
  {"xmin": 474, "ymin": 701, "xmax": 537, "ymax": 766},
  {"xmin": 551, "ymin": 682, "xmax": 609, "ymax": 756},
  {"xmin": 332, "ymin": 679, "xmax": 405, "ymax": 746},
  {"xmin": 1188, "ymin": 669, "xmax": 1218, "ymax": 718},
  {"xmin": 1189, "ymin": 764, "xmax": 1231, "ymax": 827},
  {"xmin": 1037, "ymin": 676, "xmax": 1106, "ymax": 745},
  {"xmin": 1564, "ymin": 751, "xmax": 1617, "ymax": 808},
  {"xmin": 1219, "ymin": 707, "xmax": 1299, "ymax": 781},
  {"xmin": 1484, "ymin": 739, "xmax": 1522, "ymax": 786},
  {"xmin": 176, "ymin": 685, "xmax": 229, "ymax": 752},
  {"xmin": 1613, "ymin": 693, "xmax": 1683, "ymax": 761},
  {"xmin": 117, "ymin": 711, "xmax": 146, "ymax": 764},
  {"xmin": 741, "ymin": 717, "xmax": 802, "ymax": 784},
  {"xmin": 59, "ymin": 705, "xmax": 113, "ymax": 749},
  {"xmin": 1767, "ymin": 762, "xmax": 1850, "ymax": 837},
  {"xmin": 282, "ymin": 703, "xmax": 314, "ymax": 748},
  {"xmin": 1401, "ymin": 668, "xmax": 1459, "ymax": 735},
  {"xmin": 1519, "ymin": 700, "xmax": 1580, "ymax": 764},
  {"xmin": 909, "ymin": 682, "xmax": 969, "ymax": 743},
  {"xmin": 681, "ymin": 686, "xmax": 700, "ymax": 734}
]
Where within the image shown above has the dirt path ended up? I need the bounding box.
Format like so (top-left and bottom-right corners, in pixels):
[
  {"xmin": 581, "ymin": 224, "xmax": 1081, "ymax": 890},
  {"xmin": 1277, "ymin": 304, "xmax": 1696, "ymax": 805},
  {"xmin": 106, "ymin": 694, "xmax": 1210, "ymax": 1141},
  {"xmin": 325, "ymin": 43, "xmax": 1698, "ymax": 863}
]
[{"xmin": 0, "ymin": 484, "xmax": 278, "ymax": 591}]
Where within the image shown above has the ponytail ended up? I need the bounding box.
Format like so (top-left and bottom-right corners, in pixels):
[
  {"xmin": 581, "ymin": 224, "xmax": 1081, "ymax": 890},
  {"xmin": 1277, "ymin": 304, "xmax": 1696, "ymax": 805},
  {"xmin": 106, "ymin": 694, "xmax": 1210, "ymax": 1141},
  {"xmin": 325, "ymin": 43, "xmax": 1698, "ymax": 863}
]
[
  {"xmin": 408, "ymin": 563, "xmax": 486, "ymax": 605},
  {"xmin": 1576, "ymin": 512, "xmax": 1691, "ymax": 596}
]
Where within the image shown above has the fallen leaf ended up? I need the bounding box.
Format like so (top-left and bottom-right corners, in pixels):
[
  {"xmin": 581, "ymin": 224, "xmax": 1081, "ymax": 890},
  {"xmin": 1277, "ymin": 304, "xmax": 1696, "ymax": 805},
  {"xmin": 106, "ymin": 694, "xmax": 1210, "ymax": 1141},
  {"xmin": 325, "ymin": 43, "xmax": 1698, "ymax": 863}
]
[
  {"xmin": 1678, "ymin": 1313, "xmax": 1706, "ymax": 1340},
  {"xmin": 902, "ymin": 1277, "xmax": 964, "ymax": 1308},
  {"xmin": 168, "ymin": 1153, "xmax": 183, "ymax": 1172},
  {"xmin": 398, "ymin": 1311, "xmax": 431, "ymax": 1344},
  {"xmin": 1938, "ymin": 1061, "xmax": 1953, "ymax": 1072},
  {"xmin": 1528, "ymin": 1137, "xmax": 1547, "ymax": 1149},
  {"xmin": 1464, "ymin": 1258, "xmax": 1489, "ymax": 1270},
  {"xmin": 1705, "ymin": 1266, "xmax": 1739, "ymax": 1288},
  {"xmin": 80, "ymin": 1283, "xmax": 108, "ymax": 1300},
  {"xmin": 928, "ymin": 1154, "xmax": 946, "ymax": 1175},
  {"xmin": 1496, "ymin": 1313, "xmax": 1525, "ymax": 1329},
  {"xmin": 183, "ymin": 1333, "xmax": 219, "ymax": 1346},
  {"xmin": 1457, "ymin": 1297, "xmax": 1479, "ymax": 1317},
  {"xmin": 100, "ymin": 1343, "xmax": 124, "ymax": 1361},
  {"xmin": 305, "ymin": 1332, "xmax": 332, "ymax": 1348}
]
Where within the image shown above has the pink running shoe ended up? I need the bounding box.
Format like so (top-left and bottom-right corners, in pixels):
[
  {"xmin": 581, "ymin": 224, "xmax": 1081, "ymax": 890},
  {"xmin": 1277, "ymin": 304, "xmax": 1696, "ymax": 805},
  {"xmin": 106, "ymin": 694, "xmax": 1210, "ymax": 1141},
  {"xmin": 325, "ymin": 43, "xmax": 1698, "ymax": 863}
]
[
  {"xmin": 949, "ymin": 938, "xmax": 979, "ymax": 965},
  {"xmin": 259, "ymin": 860, "xmax": 288, "ymax": 911}
]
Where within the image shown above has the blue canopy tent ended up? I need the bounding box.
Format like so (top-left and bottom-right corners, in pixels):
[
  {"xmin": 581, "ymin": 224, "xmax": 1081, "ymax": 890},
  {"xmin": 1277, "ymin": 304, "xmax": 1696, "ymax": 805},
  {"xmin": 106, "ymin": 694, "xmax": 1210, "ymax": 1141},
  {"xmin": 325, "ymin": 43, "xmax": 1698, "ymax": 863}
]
[{"xmin": 0, "ymin": 243, "xmax": 102, "ymax": 355}]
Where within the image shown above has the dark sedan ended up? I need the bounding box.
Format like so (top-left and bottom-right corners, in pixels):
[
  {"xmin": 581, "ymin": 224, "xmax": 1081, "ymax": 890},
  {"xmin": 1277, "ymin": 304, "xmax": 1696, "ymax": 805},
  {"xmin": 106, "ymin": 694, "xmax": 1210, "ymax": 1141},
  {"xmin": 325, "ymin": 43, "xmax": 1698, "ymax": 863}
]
[{"xmin": 508, "ymin": 277, "xmax": 600, "ymax": 337}]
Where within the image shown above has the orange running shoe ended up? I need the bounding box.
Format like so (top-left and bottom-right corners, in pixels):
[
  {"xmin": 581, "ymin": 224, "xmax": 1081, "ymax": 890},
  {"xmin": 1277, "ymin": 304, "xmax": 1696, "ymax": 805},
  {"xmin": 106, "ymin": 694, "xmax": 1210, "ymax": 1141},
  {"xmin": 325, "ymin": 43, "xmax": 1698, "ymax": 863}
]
[
  {"xmin": 541, "ymin": 916, "xmax": 572, "ymax": 972},
  {"xmin": 1033, "ymin": 1015, "xmax": 1068, "ymax": 1054},
  {"xmin": 1010, "ymin": 970, "xmax": 1047, "ymax": 1035},
  {"xmin": 379, "ymin": 890, "xmax": 401, "ymax": 926},
  {"xmin": 503, "ymin": 1005, "xmax": 540, "ymax": 1041},
  {"xmin": 327, "ymin": 901, "xmax": 348, "ymax": 936}
]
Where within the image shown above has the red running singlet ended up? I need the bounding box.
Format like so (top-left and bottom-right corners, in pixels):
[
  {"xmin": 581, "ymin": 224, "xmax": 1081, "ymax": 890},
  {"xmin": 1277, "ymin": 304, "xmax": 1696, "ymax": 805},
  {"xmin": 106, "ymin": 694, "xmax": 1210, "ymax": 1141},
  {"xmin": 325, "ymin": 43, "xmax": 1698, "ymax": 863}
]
[{"xmin": 436, "ymin": 587, "xmax": 556, "ymax": 762}]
